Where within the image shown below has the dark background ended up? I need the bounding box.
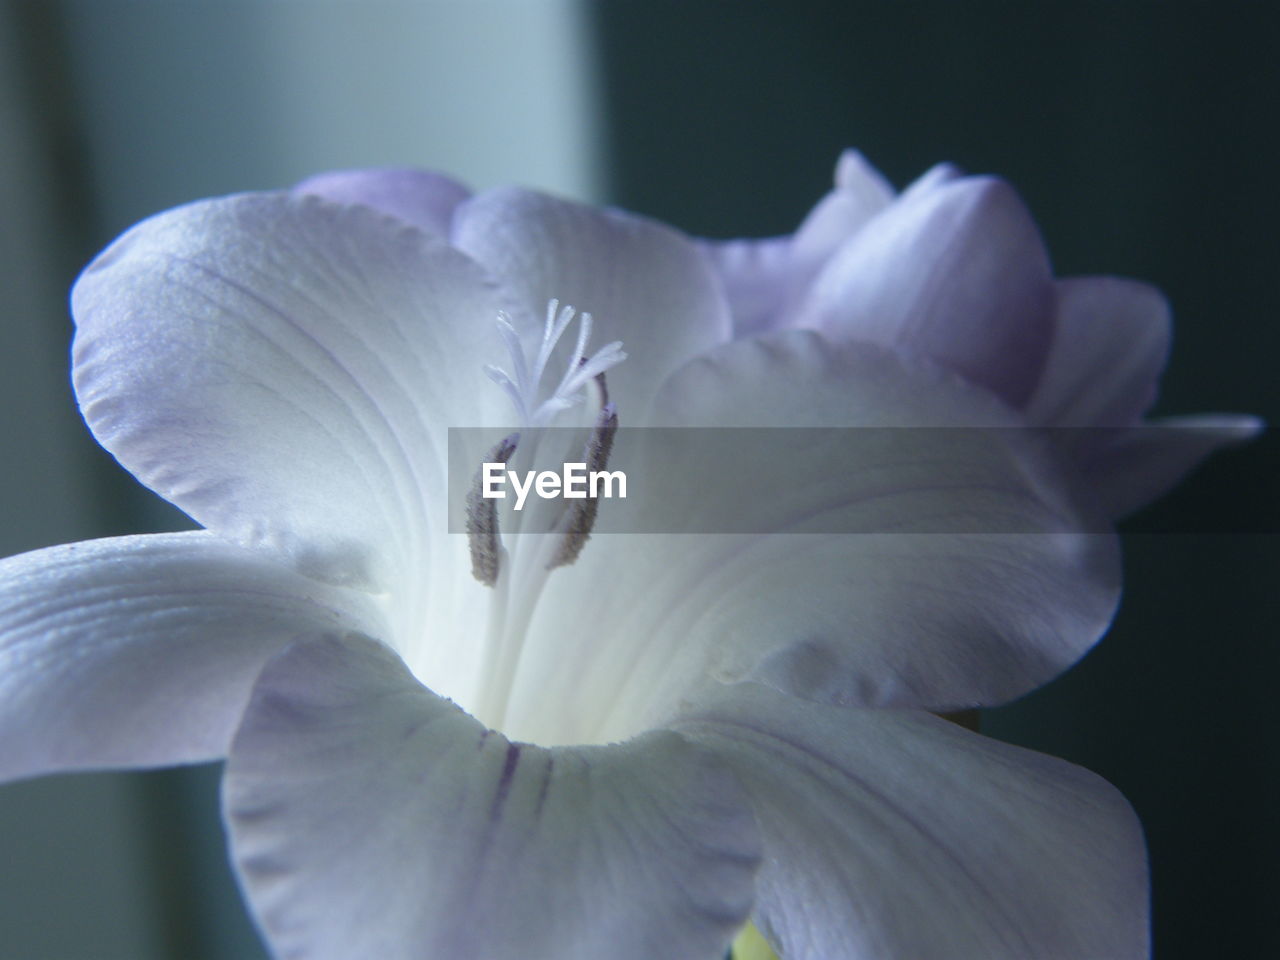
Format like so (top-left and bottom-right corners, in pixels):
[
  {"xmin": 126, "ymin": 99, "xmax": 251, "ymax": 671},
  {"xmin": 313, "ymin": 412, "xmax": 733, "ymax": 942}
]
[{"xmin": 593, "ymin": 2, "xmax": 1277, "ymax": 957}]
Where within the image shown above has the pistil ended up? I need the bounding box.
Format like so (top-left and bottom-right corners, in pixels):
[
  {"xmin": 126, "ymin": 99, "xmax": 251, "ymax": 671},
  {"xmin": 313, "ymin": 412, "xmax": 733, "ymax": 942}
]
[{"xmin": 466, "ymin": 299, "xmax": 626, "ymax": 731}]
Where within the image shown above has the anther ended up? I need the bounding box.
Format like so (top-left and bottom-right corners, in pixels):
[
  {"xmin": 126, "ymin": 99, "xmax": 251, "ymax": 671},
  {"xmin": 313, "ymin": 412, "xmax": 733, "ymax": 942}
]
[
  {"xmin": 466, "ymin": 433, "xmax": 519, "ymax": 586},
  {"xmin": 547, "ymin": 393, "xmax": 618, "ymax": 571}
]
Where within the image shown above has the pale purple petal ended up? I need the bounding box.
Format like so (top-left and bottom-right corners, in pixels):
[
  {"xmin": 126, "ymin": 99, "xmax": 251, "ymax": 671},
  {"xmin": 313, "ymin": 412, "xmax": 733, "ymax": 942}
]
[
  {"xmin": 452, "ymin": 187, "xmax": 731, "ymax": 418},
  {"xmin": 72, "ymin": 192, "xmax": 510, "ymax": 590},
  {"xmin": 701, "ymin": 149, "xmax": 895, "ymax": 337},
  {"xmin": 1028, "ymin": 277, "xmax": 1171, "ymax": 428},
  {"xmin": 676, "ymin": 682, "xmax": 1149, "ymax": 960},
  {"xmin": 1081, "ymin": 415, "xmax": 1264, "ymax": 518},
  {"xmin": 224, "ymin": 635, "xmax": 759, "ymax": 960},
  {"xmin": 897, "ymin": 159, "xmax": 966, "ymax": 198},
  {"xmin": 789, "ymin": 149, "xmax": 896, "ymax": 265},
  {"xmin": 699, "ymin": 235, "xmax": 795, "ymax": 338},
  {"xmin": 293, "ymin": 168, "xmax": 471, "ymax": 239},
  {"xmin": 794, "ymin": 174, "xmax": 1055, "ymax": 407},
  {"xmin": 0, "ymin": 532, "xmax": 384, "ymax": 782},
  {"xmin": 500, "ymin": 333, "xmax": 1118, "ymax": 745}
]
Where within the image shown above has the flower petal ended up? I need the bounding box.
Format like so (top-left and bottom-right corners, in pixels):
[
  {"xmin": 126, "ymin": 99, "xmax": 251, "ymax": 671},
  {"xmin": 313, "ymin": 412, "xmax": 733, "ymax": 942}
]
[
  {"xmin": 72, "ymin": 192, "xmax": 509, "ymax": 589},
  {"xmin": 701, "ymin": 149, "xmax": 894, "ymax": 337},
  {"xmin": 293, "ymin": 168, "xmax": 471, "ymax": 239},
  {"xmin": 697, "ymin": 235, "xmax": 793, "ymax": 338},
  {"xmin": 676, "ymin": 681, "xmax": 1149, "ymax": 960},
  {"xmin": 224, "ymin": 635, "xmax": 759, "ymax": 960},
  {"xmin": 1027, "ymin": 277, "xmax": 1171, "ymax": 428},
  {"xmin": 501, "ymin": 333, "xmax": 1118, "ymax": 745},
  {"xmin": 0, "ymin": 532, "xmax": 383, "ymax": 782},
  {"xmin": 795, "ymin": 174, "xmax": 1055, "ymax": 407},
  {"xmin": 791, "ymin": 149, "xmax": 898, "ymax": 264},
  {"xmin": 452, "ymin": 187, "xmax": 731, "ymax": 418},
  {"xmin": 1081, "ymin": 415, "xmax": 1264, "ymax": 518}
]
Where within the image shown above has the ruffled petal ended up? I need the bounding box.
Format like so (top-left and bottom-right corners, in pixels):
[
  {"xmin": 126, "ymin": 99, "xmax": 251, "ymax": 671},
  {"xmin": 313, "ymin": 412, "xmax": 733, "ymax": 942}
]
[
  {"xmin": 1027, "ymin": 277, "xmax": 1171, "ymax": 428},
  {"xmin": 293, "ymin": 168, "xmax": 471, "ymax": 239},
  {"xmin": 1081, "ymin": 415, "xmax": 1264, "ymax": 518},
  {"xmin": 701, "ymin": 150, "xmax": 894, "ymax": 337},
  {"xmin": 501, "ymin": 332, "xmax": 1118, "ymax": 746},
  {"xmin": 224, "ymin": 635, "xmax": 759, "ymax": 960},
  {"xmin": 72, "ymin": 191, "xmax": 509, "ymax": 590},
  {"xmin": 795, "ymin": 174, "xmax": 1055, "ymax": 407},
  {"xmin": 676, "ymin": 681, "xmax": 1149, "ymax": 960},
  {"xmin": 0, "ymin": 532, "xmax": 384, "ymax": 782},
  {"xmin": 451, "ymin": 187, "xmax": 731, "ymax": 419}
]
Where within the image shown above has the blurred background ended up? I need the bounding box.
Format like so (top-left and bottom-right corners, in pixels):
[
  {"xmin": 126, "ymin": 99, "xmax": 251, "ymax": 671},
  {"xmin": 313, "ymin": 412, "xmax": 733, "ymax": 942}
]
[{"xmin": 0, "ymin": 1, "xmax": 1275, "ymax": 957}]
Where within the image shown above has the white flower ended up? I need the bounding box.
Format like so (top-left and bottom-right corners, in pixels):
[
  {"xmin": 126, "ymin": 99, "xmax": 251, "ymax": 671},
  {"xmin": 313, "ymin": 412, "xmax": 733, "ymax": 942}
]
[{"xmin": 2, "ymin": 153, "xmax": 1252, "ymax": 958}]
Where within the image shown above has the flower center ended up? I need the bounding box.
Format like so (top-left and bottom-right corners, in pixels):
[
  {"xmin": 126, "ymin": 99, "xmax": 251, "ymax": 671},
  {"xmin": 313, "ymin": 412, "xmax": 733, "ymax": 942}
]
[{"xmin": 467, "ymin": 299, "xmax": 626, "ymax": 730}]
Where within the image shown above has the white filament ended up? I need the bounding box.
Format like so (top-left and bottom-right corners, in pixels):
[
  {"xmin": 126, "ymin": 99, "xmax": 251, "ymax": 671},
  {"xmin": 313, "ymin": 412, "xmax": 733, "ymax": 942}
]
[{"xmin": 483, "ymin": 299, "xmax": 626, "ymax": 428}]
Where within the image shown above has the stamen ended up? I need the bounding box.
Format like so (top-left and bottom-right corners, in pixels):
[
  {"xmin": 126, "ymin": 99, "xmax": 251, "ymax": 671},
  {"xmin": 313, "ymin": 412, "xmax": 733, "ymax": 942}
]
[
  {"xmin": 470, "ymin": 313, "xmax": 627, "ymax": 730},
  {"xmin": 547, "ymin": 395, "xmax": 618, "ymax": 570},
  {"xmin": 466, "ymin": 433, "xmax": 519, "ymax": 586}
]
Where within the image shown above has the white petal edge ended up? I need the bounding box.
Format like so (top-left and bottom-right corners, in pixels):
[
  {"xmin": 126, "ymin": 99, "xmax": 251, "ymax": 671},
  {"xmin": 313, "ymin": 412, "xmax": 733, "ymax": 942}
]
[
  {"xmin": 0, "ymin": 531, "xmax": 384, "ymax": 782},
  {"xmin": 292, "ymin": 167, "xmax": 472, "ymax": 239},
  {"xmin": 72, "ymin": 191, "xmax": 511, "ymax": 591},
  {"xmin": 676, "ymin": 681, "xmax": 1149, "ymax": 960},
  {"xmin": 224, "ymin": 634, "xmax": 760, "ymax": 960}
]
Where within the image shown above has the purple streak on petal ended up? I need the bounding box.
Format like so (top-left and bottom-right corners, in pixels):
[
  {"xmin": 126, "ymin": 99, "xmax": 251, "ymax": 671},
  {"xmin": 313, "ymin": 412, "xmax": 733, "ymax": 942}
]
[
  {"xmin": 533, "ymin": 755, "xmax": 555, "ymax": 820},
  {"xmin": 489, "ymin": 742, "xmax": 522, "ymax": 825},
  {"xmin": 225, "ymin": 636, "xmax": 759, "ymax": 960}
]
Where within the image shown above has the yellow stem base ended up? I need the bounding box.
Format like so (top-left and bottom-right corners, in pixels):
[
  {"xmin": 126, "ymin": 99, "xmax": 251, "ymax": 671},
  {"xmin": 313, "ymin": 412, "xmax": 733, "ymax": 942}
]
[{"xmin": 731, "ymin": 920, "xmax": 780, "ymax": 959}]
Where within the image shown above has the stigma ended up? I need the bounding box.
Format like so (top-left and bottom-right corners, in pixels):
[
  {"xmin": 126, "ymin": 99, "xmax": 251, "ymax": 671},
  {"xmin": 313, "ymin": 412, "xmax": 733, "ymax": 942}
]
[{"xmin": 483, "ymin": 299, "xmax": 626, "ymax": 429}]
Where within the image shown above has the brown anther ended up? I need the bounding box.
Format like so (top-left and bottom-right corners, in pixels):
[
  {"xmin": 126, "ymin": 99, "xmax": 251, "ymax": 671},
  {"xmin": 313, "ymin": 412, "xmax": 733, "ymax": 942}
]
[
  {"xmin": 466, "ymin": 433, "xmax": 519, "ymax": 587},
  {"xmin": 547, "ymin": 394, "xmax": 618, "ymax": 571}
]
